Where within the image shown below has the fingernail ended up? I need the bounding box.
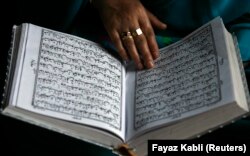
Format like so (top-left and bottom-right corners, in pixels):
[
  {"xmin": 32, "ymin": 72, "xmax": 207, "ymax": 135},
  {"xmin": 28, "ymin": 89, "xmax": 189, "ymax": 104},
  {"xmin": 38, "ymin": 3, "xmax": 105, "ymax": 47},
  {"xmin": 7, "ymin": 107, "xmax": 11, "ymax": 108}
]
[
  {"xmin": 163, "ymin": 23, "xmax": 167, "ymax": 29},
  {"xmin": 137, "ymin": 63, "xmax": 144, "ymax": 70},
  {"xmin": 124, "ymin": 56, "xmax": 129, "ymax": 61},
  {"xmin": 147, "ymin": 61, "xmax": 155, "ymax": 69},
  {"xmin": 153, "ymin": 52, "xmax": 159, "ymax": 59}
]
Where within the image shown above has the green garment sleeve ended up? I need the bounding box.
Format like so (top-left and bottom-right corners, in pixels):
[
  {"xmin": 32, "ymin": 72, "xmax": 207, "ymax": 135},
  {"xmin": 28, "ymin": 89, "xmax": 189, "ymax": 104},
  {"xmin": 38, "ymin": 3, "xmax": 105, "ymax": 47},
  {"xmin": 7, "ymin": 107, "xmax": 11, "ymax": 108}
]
[{"xmin": 142, "ymin": 0, "xmax": 250, "ymax": 61}]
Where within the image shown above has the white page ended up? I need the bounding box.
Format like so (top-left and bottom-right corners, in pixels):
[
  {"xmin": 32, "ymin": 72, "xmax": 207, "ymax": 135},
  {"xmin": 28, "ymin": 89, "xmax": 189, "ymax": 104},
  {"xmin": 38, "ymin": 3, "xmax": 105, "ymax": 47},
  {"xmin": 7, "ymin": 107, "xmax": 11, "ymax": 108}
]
[
  {"xmin": 13, "ymin": 24, "xmax": 126, "ymax": 138},
  {"xmin": 125, "ymin": 17, "xmax": 236, "ymax": 140}
]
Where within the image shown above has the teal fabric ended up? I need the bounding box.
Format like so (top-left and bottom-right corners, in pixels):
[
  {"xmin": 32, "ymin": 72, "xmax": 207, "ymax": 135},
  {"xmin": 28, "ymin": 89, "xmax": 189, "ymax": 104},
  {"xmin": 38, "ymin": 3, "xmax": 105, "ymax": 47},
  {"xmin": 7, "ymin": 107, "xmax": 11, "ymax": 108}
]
[
  {"xmin": 229, "ymin": 21, "xmax": 250, "ymax": 61},
  {"xmin": 143, "ymin": 0, "xmax": 250, "ymax": 29},
  {"xmin": 142, "ymin": 0, "xmax": 250, "ymax": 61}
]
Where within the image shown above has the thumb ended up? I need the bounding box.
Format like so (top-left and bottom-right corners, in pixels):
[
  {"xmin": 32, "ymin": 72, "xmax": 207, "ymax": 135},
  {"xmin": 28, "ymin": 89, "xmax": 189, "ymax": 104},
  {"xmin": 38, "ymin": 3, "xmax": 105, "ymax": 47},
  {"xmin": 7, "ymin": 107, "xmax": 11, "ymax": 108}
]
[{"xmin": 146, "ymin": 9, "xmax": 167, "ymax": 30}]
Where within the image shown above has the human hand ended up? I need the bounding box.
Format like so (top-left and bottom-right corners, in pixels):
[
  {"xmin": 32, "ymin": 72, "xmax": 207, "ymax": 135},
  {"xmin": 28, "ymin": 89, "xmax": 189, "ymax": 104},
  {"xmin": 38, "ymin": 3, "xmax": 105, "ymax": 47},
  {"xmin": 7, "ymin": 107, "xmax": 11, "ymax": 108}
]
[{"xmin": 92, "ymin": 0, "xmax": 167, "ymax": 70}]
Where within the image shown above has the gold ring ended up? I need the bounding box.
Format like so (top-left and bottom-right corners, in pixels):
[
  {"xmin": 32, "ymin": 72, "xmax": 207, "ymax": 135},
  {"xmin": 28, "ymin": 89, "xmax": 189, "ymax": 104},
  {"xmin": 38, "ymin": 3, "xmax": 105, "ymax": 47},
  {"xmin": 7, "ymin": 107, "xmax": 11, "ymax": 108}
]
[
  {"xmin": 121, "ymin": 32, "xmax": 133, "ymax": 40},
  {"xmin": 131, "ymin": 28, "xmax": 143, "ymax": 37}
]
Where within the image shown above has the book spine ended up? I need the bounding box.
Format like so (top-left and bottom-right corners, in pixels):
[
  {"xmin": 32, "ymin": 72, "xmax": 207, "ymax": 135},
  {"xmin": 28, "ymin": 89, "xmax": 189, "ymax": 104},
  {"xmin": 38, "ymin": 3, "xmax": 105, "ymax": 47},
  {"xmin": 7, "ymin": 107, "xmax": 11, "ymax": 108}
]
[
  {"xmin": 232, "ymin": 33, "xmax": 250, "ymax": 109},
  {"xmin": 1, "ymin": 26, "xmax": 20, "ymax": 111}
]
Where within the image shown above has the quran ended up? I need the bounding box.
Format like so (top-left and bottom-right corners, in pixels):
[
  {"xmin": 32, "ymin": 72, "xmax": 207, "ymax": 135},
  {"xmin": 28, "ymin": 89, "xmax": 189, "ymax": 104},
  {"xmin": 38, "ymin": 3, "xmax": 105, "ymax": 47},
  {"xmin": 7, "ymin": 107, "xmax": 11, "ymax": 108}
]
[{"xmin": 1, "ymin": 17, "xmax": 249, "ymax": 156}]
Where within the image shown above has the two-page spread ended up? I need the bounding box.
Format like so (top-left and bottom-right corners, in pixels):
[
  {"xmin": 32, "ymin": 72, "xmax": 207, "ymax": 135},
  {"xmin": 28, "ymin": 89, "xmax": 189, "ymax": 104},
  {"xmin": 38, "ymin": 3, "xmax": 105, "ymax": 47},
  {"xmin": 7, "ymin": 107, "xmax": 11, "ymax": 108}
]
[{"xmin": 1, "ymin": 17, "xmax": 249, "ymax": 156}]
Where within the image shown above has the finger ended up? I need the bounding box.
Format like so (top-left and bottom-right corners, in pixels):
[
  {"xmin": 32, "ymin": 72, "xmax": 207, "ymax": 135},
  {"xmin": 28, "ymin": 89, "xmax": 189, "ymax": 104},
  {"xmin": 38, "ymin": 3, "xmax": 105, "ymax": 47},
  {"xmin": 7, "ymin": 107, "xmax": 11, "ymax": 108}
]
[
  {"xmin": 122, "ymin": 33, "xmax": 144, "ymax": 70},
  {"xmin": 132, "ymin": 28, "xmax": 155, "ymax": 69},
  {"xmin": 144, "ymin": 26, "xmax": 160, "ymax": 60},
  {"xmin": 139, "ymin": 20, "xmax": 159, "ymax": 60},
  {"xmin": 146, "ymin": 9, "xmax": 167, "ymax": 30},
  {"xmin": 109, "ymin": 31, "xmax": 129, "ymax": 61}
]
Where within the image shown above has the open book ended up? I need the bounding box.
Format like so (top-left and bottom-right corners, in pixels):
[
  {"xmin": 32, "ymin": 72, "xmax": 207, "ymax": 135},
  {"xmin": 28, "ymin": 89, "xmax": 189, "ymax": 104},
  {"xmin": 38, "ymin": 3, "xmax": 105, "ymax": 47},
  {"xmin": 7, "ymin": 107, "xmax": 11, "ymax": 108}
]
[{"xmin": 1, "ymin": 17, "xmax": 250, "ymax": 156}]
